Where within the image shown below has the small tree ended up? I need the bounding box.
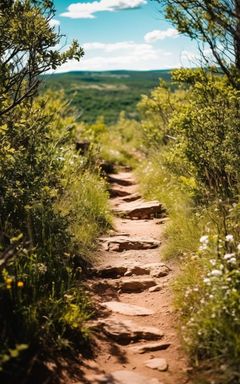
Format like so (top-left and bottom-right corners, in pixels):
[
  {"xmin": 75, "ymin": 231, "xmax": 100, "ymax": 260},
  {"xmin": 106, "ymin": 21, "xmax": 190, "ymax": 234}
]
[
  {"xmin": 0, "ymin": 0, "xmax": 83, "ymax": 118},
  {"xmin": 154, "ymin": 0, "xmax": 240, "ymax": 86}
]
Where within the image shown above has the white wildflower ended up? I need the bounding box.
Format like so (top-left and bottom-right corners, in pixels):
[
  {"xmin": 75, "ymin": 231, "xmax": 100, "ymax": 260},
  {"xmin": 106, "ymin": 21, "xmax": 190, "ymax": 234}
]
[
  {"xmin": 211, "ymin": 269, "xmax": 223, "ymax": 277},
  {"xmin": 210, "ymin": 259, "xmax": 217, "ymax": 266},
  {"xmin": 200, "ymin": 235, "xmax": 209, "ymax": 244},
  {"xmin": 223, "ymin": 253, "xmax": 235, "ymax": 260},
  {"xmin": 226, "ymin": 234, "xmax": 234, "ymax": 242},
  {"xmin": 203, "ymin": 277, "xmax": 211, "ymax": 285},
  {"xmin": 228, "ymin": 257, "xmax": 237, "ymax": 264}
]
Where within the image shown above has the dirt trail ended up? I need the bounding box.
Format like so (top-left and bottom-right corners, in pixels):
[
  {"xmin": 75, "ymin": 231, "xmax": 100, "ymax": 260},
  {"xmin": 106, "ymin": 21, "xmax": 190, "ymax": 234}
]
[{"xmin": 81, "ymin": 170, "xmax": 190, "ymax": 384}]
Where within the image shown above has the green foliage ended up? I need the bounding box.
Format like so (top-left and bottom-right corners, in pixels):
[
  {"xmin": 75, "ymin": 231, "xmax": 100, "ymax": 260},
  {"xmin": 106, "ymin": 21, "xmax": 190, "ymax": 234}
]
[
  {"xmin": 0, "ymin": 1, "xmax": 110, "ymax": 379},
  {"xmin": 154, "ymin": 0, "xmax": 240, "ymax": 86},
  {"xmin": 77, "ymin": 112, "xmax": 142, "ymax": 168},
  {"xmin": 171, "ymin": 69, "xmax": 240, "ymax": 201},
  {"xmin": 137, "ymin": 153, "xmax": 202, "ymax": 259},
  {"xmin": 137, "ymin": 68, "xmax": 240, "ymax": 380},
  {"xmin": 0, "ymin": 92, "xmax": 111, "ymax": 378},
  {"xmin": 0, "ymin": 0, "xmax": 83, "ymax": 118},
  {"xmin": 42, "ymin": 70, "xmax": 173, "ymax": 124}
]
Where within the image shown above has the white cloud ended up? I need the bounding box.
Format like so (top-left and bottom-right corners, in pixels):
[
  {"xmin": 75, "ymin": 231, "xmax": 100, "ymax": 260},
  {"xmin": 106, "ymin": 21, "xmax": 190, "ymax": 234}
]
[
  {"xmin": 144, "ymin": 28, "xmax": 179, "ymax": 43},
  {"xmin": 54, "ymin": 40, "xmax": 175, "ymax": 72},
  {"xmin": 61, "ymin": 0, "xmax": 147, "ymax": 19},
  {"xmin": 49, "ymin": 19, "xmax": 60, "ymax": 27},
  {"xmin": 83, "ymin": 41, "xmax": 157, "ymax": 55}
]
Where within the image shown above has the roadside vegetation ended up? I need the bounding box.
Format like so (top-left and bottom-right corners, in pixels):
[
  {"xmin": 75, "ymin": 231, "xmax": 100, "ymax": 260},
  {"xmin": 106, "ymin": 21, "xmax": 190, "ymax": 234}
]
[{"xmin": 0, "ymin": 1, "xmax": 110, "ymax": 382}]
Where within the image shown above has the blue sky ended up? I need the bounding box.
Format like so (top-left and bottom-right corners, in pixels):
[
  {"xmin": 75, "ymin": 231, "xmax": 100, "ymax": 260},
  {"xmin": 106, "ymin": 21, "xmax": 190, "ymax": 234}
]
[{"xmin": 52, "ymin": 0, "xmax": 200, "ymax": 72}]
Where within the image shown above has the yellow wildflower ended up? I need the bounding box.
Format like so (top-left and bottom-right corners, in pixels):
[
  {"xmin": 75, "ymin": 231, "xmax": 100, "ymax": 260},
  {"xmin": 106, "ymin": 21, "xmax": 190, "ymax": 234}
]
[{"xmin": 17, "ymin": 281, "xmax": 24, "ymax": 288}]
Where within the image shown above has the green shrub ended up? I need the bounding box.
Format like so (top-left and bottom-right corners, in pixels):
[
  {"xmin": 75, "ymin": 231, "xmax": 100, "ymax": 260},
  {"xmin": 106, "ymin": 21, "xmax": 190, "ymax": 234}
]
[{"xmin": 0, "ymin": 94, "xmax": 111, "ymax": 377}]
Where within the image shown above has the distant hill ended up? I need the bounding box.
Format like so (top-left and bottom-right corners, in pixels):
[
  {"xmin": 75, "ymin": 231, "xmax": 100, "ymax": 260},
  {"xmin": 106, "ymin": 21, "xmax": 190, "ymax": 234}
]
[{"xmin": 42, "ymin": 70, "xmax": 173, "ymax": 124}]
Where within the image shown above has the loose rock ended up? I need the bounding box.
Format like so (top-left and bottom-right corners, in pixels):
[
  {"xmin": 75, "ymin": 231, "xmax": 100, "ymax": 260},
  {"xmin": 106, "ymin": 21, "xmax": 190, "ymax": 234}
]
[
  {"xmin": 145, "ymin": 358, "xmax": 168, "ymax": 372},
  {"xmin": 102, "ymin": 301, "xmax": 154, "ymax": 316}
]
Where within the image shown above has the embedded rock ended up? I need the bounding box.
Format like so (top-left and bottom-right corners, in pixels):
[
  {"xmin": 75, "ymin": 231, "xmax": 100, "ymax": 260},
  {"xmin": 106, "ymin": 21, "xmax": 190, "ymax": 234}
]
[
  {"xmin": 101, "ymin": 236, "xmax": 160, "ymax": 252},
  {"xmin": 108, "ymin": 174, "xmax": 135, "ymax": 186},
  {"xmin": 101, "ymin": 318, "xmax": 164, "ymax": 344},
  {"xmin": 119, "ymin": 277, "xmax": 156, "ymax": 293},
  {"xmin": 95, "ymin": 265, "xmax": 128, "ymax": 278},
  {"xmin": 124, "ymin": 264, "xmax": 150, "ymax": 276},
  {"xmin": 121, "ymin": 192, "xmax": 141, "ymax": 202},
  {"xmin": 109, "ymin": 184, "xmax": 131, "ymax": 198},
  {"xmin": 114, "ymin": 200, "xmax": 165, "ymax": 219},
  {"xmin": 130, "ymin": 342, "xmax": 171, "ymax": 354}
]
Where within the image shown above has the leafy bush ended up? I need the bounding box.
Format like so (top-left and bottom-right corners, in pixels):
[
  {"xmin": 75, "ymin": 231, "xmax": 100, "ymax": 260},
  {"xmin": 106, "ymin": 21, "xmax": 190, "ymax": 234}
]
[
  {"xmin": 137, "ymin": 69, "xmax": 240, "ymax": 380},
  {"xmin": 0, "ymin": 92, "xmax": 111, "ymax": 379},
  {"xmin": 0, "ymin": 1, "xmax": 110, "ymax": 377}
]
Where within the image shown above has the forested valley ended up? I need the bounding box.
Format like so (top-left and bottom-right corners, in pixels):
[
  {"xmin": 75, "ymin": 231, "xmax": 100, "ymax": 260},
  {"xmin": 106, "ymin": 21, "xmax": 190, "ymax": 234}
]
[{"xmin": 1, "ymin": 1, "xmax": 240, "ymax": 384}]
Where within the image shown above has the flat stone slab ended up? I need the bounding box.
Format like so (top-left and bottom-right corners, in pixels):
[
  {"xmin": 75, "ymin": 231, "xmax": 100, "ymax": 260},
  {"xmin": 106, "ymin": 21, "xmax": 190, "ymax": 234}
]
[
  {"xmin": 94, "ymin": 265, "xmax": 128, "ymax": 278},
  {"xmin": 109, "ymin": 184, "xmax": 131, "ymax": 198},
  {"xmin": 108, "ymin": 174, "xmax": 135, "ymax": 186},
  {"xmin": 101, "ymin": 318, "xmax": 164, "ymax": 344},
  {"xmin": 114, "ymin": 200, "xmax": 165, "ymax": 219},
  {"xmin": 124, "ymin": 262, "xmax": 170, "ymax": 278},
  {"xmin": 94, "ymin": 371, "xmax": 162, "ymax": 384},
  {"xmin": 130, "ymin": 342, "xmax": 171, "ymax": 354},
  {"xmin": 119, "ymin": 277, "xmax": 156, "ymax": 293},
  {"xmin": 145, "ymin": 358, "xmax": 168, "ymax": 372},
  {"xmin": 102, "ymin": 301, "xmax": 154, "ymax": 316},
  {"xmin": 121, "ymin": 192, "xmax": 141, "ymax": 202},
  {"xmin": 101, "ymin": 236, "xmax": 160, "ymax": 252}
]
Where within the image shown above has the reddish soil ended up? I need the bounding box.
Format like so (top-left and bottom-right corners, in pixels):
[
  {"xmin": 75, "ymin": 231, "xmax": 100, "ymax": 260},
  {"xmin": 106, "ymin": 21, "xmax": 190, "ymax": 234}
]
[{"xmin": 78, "ymin": 170, "xmax": 191, "ymax": 384}]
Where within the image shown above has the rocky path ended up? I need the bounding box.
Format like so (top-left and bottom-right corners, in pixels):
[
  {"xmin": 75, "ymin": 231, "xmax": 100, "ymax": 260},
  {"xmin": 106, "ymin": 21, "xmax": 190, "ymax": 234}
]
[{"xmin": 80, "ymin": 170, "xmax": 190, "ymax": 384}]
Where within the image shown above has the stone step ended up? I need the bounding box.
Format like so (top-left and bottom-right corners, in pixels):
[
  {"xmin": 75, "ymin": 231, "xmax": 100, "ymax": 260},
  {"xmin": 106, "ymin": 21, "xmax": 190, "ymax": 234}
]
[
  {"xmin": 91, "ymin": 262, "xmax": 170, "ymax": 279},
  {"xmin": 118, "ymin": 277, "xmax": 157, "ymax": 293},
  {"xmin": 102, "ymin": 301, "xmax": 154, "ymax": 316},
  {"xmin": 108, "ymin": 174, "xmax": 135, "ymax": 186},
  {"xmin": 108, "ymin": 184, "xmax": 131, "ymax": 198},
  {"xmin": 99, "ymin": 317, "xmax": 164, "ymax": 344},
  {"xmin": 114, "ymin": 200, "xmax": 166, "ymax": 219},
  {"xmin": 121, "ymin": 192, "xmax": 141, "ymax": 202},
  {"xmin": 100, "ymin": 236, "xmax": 160, "ymax": 252}
]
